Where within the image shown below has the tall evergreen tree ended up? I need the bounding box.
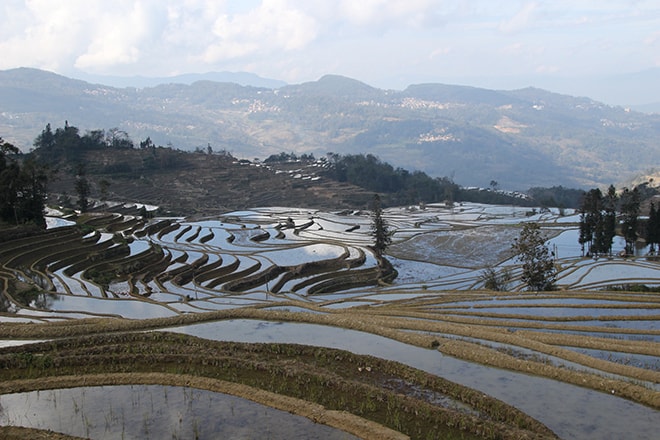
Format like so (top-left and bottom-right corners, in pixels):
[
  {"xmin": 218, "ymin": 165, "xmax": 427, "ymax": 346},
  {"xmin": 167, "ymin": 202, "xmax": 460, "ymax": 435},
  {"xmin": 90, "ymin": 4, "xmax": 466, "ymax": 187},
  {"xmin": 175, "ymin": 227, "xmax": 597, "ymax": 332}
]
[
  {"xmin": 16, "ymin": 158, "xmax": 48, "ymax": 228},
  {"xmin": 647, "ymin": 203, "xmax": 659, "ymax": 254},
  {"xmin": 578, "ymin": 186, "xmax": 618, "ymax": 257},
  {"xmin": 602, "ymin": 185, "xmax": 618, "ymax": 256},
  {"xmin": 620, "ymin": 187, "xmax": 641, "ymax": 255},
  {"xmin": 33, "ymin": 123, "xmax": 55, "ymax": 150},
  {"xmin": 0, "ymin": 137, "xmax": 20, "ymax": 223},
  {"xmin": 578, "ymin": 188, "xmax": 602, "ymax": 255},
  {"xmin": 370, "ymin": 194, "xmax": 391, "ymax": 257},
  {"xmin": 74, "ymin": 163, "xmax": 90, "ymax": 212},
  {"xmin": 1, "ymin": 137, "xmax": 48, "ymax": 227}
]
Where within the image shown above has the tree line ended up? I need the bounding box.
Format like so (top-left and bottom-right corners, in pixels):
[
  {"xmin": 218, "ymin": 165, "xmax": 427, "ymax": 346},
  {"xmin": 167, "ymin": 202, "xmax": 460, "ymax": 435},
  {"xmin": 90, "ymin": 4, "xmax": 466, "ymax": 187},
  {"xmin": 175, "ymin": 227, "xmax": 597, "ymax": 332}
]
[
  {"xmin": 33, "ymin": 122, "xmax": 134, "ymax": 162},
  {"xmin": 578, "ymin": 184, "xmax": 659, "ymax": 256},
  {"xmin": 319, "ymin": 152, "xmax": 593, "ymax": 209},
  {"xmin": 323, "ymin": 153, "xmax": 460, "ymax": 206},
  {"xmin": 0, "ymin": 137, "xmax": 48, "ymax": 227},
  {"xmin": 1, "ymin": 122, "xmax": 143, "ymax": 227}
]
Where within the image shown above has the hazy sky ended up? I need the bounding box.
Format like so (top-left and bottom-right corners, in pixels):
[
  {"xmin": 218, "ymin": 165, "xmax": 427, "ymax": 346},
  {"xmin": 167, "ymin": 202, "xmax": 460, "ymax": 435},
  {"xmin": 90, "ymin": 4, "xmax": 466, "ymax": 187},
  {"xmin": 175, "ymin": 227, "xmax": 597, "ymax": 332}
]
[{"xmin": 1, "ymin": 1, "xmax": 659, "ymax": 103}]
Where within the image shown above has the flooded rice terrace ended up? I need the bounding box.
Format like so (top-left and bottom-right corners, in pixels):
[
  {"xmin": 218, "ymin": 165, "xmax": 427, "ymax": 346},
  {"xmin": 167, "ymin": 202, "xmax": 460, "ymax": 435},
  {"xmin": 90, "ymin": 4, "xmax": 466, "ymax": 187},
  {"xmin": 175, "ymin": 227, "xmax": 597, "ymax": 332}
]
[
  {"xmin": 0, "ymin": 385, "xmax": 358, "ymax": 440},
  {"xmin": 7, "ymin": 202, "xmax": 660, "ymax": 320},
  {"xmin": 1, "ymin": 202, "xmax": 659, "ymax": 439}
]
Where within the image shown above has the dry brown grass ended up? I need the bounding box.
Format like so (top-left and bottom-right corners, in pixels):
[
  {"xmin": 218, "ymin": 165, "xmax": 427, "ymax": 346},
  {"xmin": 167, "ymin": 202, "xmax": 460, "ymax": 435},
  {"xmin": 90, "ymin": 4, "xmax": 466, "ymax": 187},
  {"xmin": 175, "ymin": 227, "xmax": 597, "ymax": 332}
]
[
  {"xmin": 1, "ymin": 300, "xmax": 658, "ymax": 409},
  {"xmin": 0, "ymin": 426, "xmax": 85, "ymax": 440}
]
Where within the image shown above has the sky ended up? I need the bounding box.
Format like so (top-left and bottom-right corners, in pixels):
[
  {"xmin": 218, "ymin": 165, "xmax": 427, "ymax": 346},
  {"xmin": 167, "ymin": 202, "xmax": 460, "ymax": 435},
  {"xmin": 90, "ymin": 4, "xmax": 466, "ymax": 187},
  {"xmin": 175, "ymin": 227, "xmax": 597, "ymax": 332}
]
[{"xmin": 1, "ymin": 0, "xmax": 659, "ymax": 105}]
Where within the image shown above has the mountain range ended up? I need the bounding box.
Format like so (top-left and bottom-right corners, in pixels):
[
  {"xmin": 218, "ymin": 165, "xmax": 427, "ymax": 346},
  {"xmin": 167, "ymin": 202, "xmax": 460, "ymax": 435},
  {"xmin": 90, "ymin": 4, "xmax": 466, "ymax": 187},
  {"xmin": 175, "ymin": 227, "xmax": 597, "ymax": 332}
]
[{"xmin": 1, "ymin": 67, "xmax": 659, "ymax": 190}]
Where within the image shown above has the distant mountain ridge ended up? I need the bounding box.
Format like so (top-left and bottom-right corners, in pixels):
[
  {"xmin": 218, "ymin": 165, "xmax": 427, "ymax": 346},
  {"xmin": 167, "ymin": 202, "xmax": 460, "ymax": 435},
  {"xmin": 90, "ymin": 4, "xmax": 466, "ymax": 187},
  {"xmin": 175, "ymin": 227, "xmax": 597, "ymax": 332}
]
[
  {"xmin": 1, "ymin": 67, "xmax": 659, "ymax": 190},
  {"xmin": 72, "ymin": 70, "xmax": 287, "ymax": 90}
]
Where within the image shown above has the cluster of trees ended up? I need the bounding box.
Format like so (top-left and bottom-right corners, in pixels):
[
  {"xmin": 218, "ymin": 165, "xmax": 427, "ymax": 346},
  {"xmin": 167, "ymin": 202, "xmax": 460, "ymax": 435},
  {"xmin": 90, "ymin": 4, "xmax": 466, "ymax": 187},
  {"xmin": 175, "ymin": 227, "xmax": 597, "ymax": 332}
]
[
  {"xmin": 527, "ymin": 186, "xmax": 586, "ymax": 210},
  {"xmin": 495, "ymin": 183, "xmax": 658, "ymax": 292},
  {"xmin": 34, "ymin": 122, "xmax": 191, "ymax": 177},
  {"xmin": 324, "ymin": 153, "xmax": 459, "ymax": 205},
  {"xmin": 264, "ymin": 152, "xmax": 316, "ymax": 163},
  {"xmin": 578, "ymin": 185, "xmax": 642, "ymax": 256},
  {"xmin": 647, "ymin": 203, "xmax": 660, "ymax": 254},
  {"xmin": 34, "ymin": 122, "xmax": 134, "ymax": 161},
  {"xmin": 322, "ymin": 153, "xmax": 586, "ymax": 208},
  {"xmin": 0, "ymin": 137, "xmax": 48, "ymax": 227}
]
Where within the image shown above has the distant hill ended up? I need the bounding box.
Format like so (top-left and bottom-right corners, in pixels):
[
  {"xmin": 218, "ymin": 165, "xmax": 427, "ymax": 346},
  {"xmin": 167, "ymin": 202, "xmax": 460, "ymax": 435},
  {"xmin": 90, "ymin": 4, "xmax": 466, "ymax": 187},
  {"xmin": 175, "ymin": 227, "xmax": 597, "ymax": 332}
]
[
  {"xmin": 1, "ymin": 67, "xmax": 660, "ymax": 190},
  {"xmin": 72, "ymin": 70, "xmax": 287, "ymax": 90},
  {"xmin": 631, "ymin": 102, "xmax": 660, "ymax": 114}
]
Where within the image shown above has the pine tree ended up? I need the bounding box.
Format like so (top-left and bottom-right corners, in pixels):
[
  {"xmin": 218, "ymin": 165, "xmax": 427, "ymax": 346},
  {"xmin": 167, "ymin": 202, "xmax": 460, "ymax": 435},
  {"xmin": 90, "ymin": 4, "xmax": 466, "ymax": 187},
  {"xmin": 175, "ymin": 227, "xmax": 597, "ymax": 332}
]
[
  {"xmin": 578, "ymin": 186, "xmax": 618, "ymax": 257},
  {"xmin": 620, "ymin": 187, "xmax": 641, "ymax": 255},
  {"xmin": 602, "ymin": 185, "xmax": 618, "ymax": 256},
  {"xmin": 1, "ymin": 137, "xmax": 48, "ymax": 227},
  {"xmin": 16, "ymin": 158, "xmax": 48, "ymax": 228},
  {"xmin": 647, "ymin": 203, "xmax": 659, "ymax": 254},
  {"xmin": 370, "ymin": 194, "xmax": 391, "ymax": 257},
  {"xmin": 578, "ymin": 188, "xmax": 602, "ymax": 255},
  {"xmin": 75, "ymin": 163, "xmax": 90, "ymax": 212}
]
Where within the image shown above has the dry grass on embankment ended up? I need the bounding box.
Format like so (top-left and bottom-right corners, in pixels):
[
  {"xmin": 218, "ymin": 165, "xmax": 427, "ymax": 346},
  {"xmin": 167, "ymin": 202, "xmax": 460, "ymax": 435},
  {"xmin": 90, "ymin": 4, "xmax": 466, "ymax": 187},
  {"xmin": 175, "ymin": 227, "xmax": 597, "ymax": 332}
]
[
  {"xmin": 0, "ymin": 331, "xmax": 557, "ymax": 440},
  {"xmin": 0, "ymin": 300, "xmax": 658, "ymax": 410}
]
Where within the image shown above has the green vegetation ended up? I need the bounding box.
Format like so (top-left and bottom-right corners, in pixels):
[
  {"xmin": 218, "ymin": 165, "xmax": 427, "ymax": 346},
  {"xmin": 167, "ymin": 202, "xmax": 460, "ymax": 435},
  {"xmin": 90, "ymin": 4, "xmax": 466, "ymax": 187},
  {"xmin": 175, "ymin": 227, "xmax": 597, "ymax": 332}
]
[
  {"xmin": 647, "ymin": 203, "xmax": 660, "ymax": 254},
  {"xmin": 264, "ymin": 151, "xmax": 316, "ymax": 163},
  {"xmin": 33, "ymin": 123, "xmax": 134, "ymax": 162},
  {"xmin": 479, "ymin": 267, "xmax": 512, "ymax": 292},
  {"xmin": 0, "ymin": 137, "xmax": 48, "ymax": 228},
  {"xmin": 318, "ymin": 152, "xmax": 593, "ymax": 208},
  {"xmin": 527, "ymin": 186, "xmax": 585, "ymax": 210},
  {"xmin": 620, "ymin": 187, "xmax": 641, "ymax": 254},
  {"xmin": 324, "ymin": 153, "xmax": 459, "ymax": 206},
  {"xmin": 609, "ymin": 284, "xmax": 660, "ymax": 292},
  {"xmin": 578, "ymin": 186, "xmax": 617, "ymax": 256},
  {"xmin": 74, "ymin": 163, "xmax": 90, "ymax": 212},
  {"xmin": 577, "ymin": 184, "xmax": 656, "ymax": 257},
  {"xmin": 370, "ymin": 194, "xmax": 391, "ymax": 257},
  {"xmin": 512, "ymin": 223, "xmax": 556, "ymax": 291}
]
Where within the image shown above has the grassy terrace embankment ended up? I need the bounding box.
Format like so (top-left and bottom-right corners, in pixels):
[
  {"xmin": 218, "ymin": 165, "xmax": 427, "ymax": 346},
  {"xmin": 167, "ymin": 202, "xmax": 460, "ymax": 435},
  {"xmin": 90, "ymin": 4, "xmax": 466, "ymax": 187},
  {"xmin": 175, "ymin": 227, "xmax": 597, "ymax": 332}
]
[
  {"xmin": 0, "ymin": 325, "xmax": 557, "ymax": 440},
  {"xmin": 1, "ymin": 303, "xmax": 658, "ymax": 410}
]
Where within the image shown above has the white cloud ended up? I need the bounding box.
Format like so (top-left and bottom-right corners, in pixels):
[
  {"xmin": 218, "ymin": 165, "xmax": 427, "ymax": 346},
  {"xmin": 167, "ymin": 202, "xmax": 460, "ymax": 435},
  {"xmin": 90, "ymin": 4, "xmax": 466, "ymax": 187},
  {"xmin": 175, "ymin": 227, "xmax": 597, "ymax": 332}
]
[
  {"xmin": 201, "ymin": 0, "xmax": 318, "ymax": 62},
  {"xmin": 0, "ymin": 0, "xmax": 88, "ymax": 70},
  {"xmin": 428, "ymin": 46, "xmax": 451, "ymax": 59},
  {"xmin": 75, "ymin": 2, "xmax": 154, "ymax": 69},
  {"xmin": 0, "ymin": 0, "xmax": 657, "ymax": 94},
  {"xmin": 498, "ymin": 2, "xmax": 540, "ymax": 33}
]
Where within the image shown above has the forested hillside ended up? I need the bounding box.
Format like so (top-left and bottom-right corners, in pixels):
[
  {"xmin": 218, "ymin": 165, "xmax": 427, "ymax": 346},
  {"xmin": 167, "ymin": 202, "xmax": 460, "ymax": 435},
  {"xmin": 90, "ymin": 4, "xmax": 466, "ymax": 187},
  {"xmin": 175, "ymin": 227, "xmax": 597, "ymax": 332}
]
[{"xmin": 2, "ymin": 122, "xmax": 601, "ymax": 222}]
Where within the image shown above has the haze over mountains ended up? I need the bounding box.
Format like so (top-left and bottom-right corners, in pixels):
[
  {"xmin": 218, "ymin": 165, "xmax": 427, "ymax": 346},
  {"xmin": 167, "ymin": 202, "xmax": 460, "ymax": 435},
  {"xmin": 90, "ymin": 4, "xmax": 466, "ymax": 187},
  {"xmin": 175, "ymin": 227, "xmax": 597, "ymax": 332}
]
[{"xmin": 1, "ymin": 67, "xmax": 659, "ymax": 191}]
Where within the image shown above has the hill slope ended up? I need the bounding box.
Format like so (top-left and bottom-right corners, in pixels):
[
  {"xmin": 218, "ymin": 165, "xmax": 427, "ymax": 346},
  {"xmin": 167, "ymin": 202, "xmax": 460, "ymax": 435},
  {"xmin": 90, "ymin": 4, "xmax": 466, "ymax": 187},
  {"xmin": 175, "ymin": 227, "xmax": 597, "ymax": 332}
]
[
  {"xmin": 43, "ymin": 148, "xmax": 377, "ymax": 215},
  {"xmin": 1, "ymin": 68, "xmax": 659, "ymax": 190}
]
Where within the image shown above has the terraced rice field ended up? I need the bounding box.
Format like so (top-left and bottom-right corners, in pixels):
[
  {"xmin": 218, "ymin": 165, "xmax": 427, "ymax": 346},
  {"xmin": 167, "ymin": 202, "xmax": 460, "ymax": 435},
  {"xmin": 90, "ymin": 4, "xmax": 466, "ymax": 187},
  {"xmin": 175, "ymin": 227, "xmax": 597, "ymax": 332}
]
[{"xmin": 1, "ymin": 202, "xmax": 659, "ymax": 439}]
